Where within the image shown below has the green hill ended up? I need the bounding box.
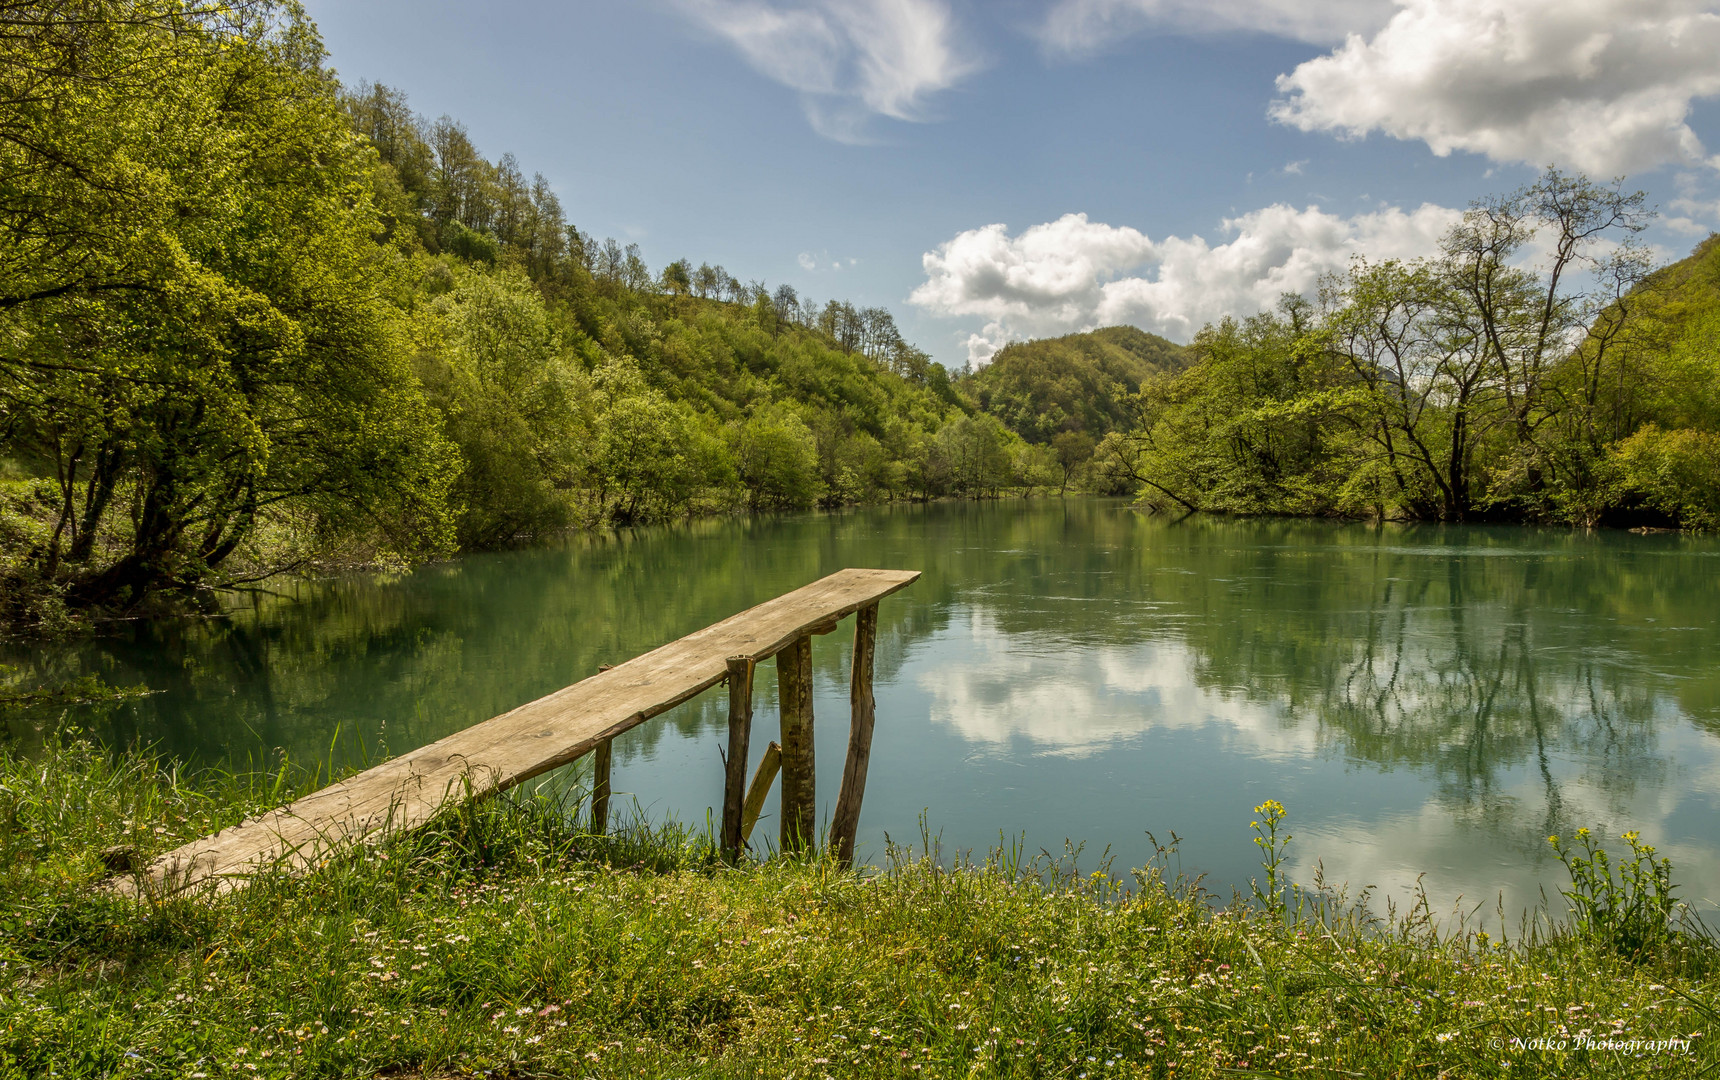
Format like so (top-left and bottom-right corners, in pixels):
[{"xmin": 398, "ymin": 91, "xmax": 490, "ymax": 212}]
[
  {"xmin": 1568, "ymin": 232, "xmax": 1720, "ymax": 528},
  {"xmin": 958, "ymin": 326, "xmax": 1188, "ymax": 444},
  {"xmin": 1599, "ymin": 232, "xmax": 1720, "ymax": 432}
]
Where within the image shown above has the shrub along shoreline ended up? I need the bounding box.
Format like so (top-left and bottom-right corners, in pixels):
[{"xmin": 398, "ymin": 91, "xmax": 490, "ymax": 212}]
[{"xmin": 2, "ymin": 735, "xmax": 1716, "ymax": 1078}]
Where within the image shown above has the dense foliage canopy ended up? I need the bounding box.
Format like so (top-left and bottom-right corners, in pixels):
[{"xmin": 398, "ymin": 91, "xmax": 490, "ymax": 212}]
[{"xmin": 0, "ymin": 2, "xmax": 457, "ymax": 621}]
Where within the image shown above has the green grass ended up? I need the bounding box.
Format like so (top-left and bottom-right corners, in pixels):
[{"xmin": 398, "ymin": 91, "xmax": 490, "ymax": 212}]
[{"xmin": 3, "ymin": 735, "xmax": 1718, "ymax": 1078}]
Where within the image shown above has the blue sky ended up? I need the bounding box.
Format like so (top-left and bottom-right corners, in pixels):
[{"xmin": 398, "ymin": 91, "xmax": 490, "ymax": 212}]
[{"xmin": 303, "ymin": 0, "xmax": 1720, "ymax": 368}]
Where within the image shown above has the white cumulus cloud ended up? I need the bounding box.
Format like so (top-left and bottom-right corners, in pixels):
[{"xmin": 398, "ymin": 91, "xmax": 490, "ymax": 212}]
[
  {"xmin": 675, "ymin": 0, "xmax": 977, "ymax": 142},
  {"xmin": 910, "ymin": 203, "xmax": 1460, "ymax": 365},
  {"xmin": 1040, "ymin": 0, "xmax": 1396, "ymax": 51},
  {"xmin": 1272, "ymin": 0, "xmax": 1720, "ymax": 176}
]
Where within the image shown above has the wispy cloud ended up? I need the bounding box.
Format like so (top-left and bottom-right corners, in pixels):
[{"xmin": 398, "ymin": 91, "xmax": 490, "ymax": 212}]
[
  {"xmin": 1667, "ymin": 172, "xmax": 1720, "ymax": 235},
  {"xmin": 797, "ymin": 250, "xmax": 856, "ymax": 270},
  {"xmin": 674, "ymin": 0, "xmax": 978, "ymax": 142},
  {"xmin": 1272, "ymin": 0, "xmax": 1720, "ymax": 176},
  {"xmin": 1038, "ymin": 0, "xmax": 1396, "ymax": 52}
]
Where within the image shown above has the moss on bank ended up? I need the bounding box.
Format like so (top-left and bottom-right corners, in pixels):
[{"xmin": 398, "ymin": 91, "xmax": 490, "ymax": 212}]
[{"xmin": 2, "ymin": 736, "xmax": 1717, "ymax": 1078}]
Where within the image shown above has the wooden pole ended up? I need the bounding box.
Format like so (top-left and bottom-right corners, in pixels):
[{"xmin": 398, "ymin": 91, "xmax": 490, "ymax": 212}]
[
  {"xmin": 739, "ymin": 741, "xmax": 782, "ymax": 846},
  {"xmin": 590, "ymin": 738, "xmax": 612, "ymax": 836},
  {"xmin": 722, "ymin": 655, "xmax": 754, "ymax": 860},
  {"xmin": 776, "ymin": 635, "xmax": 816, "ymax": 853},
  {"xmin": 587, "ymin": 662, "xmax": 617, "ymax": 837},
  {"xmin": 830, "ymin": 602, "xmax": 878, "ymax": 869}
]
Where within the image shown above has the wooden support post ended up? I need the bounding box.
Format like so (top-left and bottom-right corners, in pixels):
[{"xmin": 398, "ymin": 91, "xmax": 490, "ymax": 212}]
[
  {"xmin": 830, "ymin": 603, "xmax": 878, "ymax": 869},
  {"xmin": 722, "ymin": 656, "xmax": 754, "ymax": 860},
  {"xmin": 739, "ymin": 741, "xmax": 782, "ymax": 846},
  {"xmin": 776, "ymin": 635, "xmax": 816, "ymax": 853},
  {"xmin": 587, "ymin": 662, "xmax": 617, "ymax": 837},
  {"xmin": 590, "ymin": 738, "xmax": 612, "ymax": 836}
]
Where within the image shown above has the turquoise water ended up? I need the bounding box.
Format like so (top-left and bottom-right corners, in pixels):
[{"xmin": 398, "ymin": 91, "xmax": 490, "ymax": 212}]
[{"xmin": 11, "ymin": 500, "xmax": 1720, "ymax": 920}]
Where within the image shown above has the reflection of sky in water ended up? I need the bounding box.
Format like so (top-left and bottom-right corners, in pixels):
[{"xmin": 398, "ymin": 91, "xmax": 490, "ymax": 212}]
[
  {"xmin": 15, "ymin": 501, "xmax": 1720, "ymax": 925},
  {"xmin": 603, "ymin": 593, "xmax": 1720, "ymax": 925},
  {"xmin": 878, "ymin": 605, "xmax": 1720, "ymax": 923},
  {"xmin": 918, "ymin": 608, "xmax": 1310, "ymax": 760}
]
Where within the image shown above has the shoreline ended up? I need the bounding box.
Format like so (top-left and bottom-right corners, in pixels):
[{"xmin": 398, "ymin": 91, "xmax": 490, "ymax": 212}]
[{"xmin": 4, "ymin": 735, "xmax": 1717, "ymax": 1077}]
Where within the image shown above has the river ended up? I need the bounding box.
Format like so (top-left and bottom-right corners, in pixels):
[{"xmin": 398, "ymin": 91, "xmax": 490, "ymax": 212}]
[{"xmin": 9, "ymin": 498, "xmax": 1720, "ymax": 922}]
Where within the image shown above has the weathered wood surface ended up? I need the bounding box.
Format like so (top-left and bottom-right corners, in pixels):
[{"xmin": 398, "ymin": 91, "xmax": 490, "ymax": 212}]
[
  {"xmin": 829, "ymin": 602, "xmax": 878, "ymax": 868},
  {"xmin": 114, "ymin": 568, "xmax": 918, "ymax": 897},
  {"xmin": 776, "ymin": 636, "xmax": 816, "ymax": 852}
]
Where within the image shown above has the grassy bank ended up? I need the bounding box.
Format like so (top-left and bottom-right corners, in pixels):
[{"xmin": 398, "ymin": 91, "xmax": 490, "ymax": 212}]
[{"xmin": 3, "ymin": 737, "xmax": 1718, "ymax": 1078}]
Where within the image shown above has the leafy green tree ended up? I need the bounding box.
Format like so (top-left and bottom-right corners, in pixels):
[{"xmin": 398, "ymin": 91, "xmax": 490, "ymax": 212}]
[
  {"xmin": 730, "ymin": 406, "xmax": 820, "ymax": 511},
  {"xmin": 751, "ymin": 291, "xmax": 780, "ymax": 337},
  {"xmin": 1434, "ymin": 170, "xmax": 1651, "ymax": 515},
  {"xmin": 937, "ymin": 414, "xmax": 1013, "ymax": 498},
  {"xmin": 1013, "ymin": 442, "xmax": 1061, "ymax": 497},
  {"xmin": 0, "ymin": 2, "xmax": 457, "ymax": 611},
  {"xmin": 1052, "ymin": 430, "xmax": 1096, "ymax": 494},
  {"xmin": 587, "ymin": 361, "xmax": 729, "ymax": 525},
  {"xmin": 1101, "ymin": 303, "xmax": 1343, "ymax": 515},
  {"xmin": 621, "ymin": 244, "xmax": 654, "ymax": 293},
  {"xmin": 1609, "ymin": 426, "xmax": 1720, "ymax": 529},
  {"xmin": 661, "ymin": 259, "xmax": 692, "ymax": 297},
  {"xmin": 1322, "ymin": 258, "xmax": 1490, "ymax": 520},
  {"xmin": 417, "ymin": 264, "xmax": 589, "ymax": 547}
]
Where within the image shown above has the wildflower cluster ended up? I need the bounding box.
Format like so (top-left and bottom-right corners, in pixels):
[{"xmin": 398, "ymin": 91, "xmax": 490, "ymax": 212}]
[{"xmin": 1549, "ymin": 828, "xmax": 1680, "ymax": 959}]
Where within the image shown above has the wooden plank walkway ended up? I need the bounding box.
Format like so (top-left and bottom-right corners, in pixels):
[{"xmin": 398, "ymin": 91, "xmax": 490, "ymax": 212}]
[{"xmin": 115, "ymin": 568, "xmax": 919, "ymax": 897}]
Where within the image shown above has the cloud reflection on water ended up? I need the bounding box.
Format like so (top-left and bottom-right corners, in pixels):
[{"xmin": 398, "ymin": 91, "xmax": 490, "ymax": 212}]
[
  {"xmin": 912, "ymin": 590, "xmax": 1720, "ymax": 919},
  {"xmin": 919, "ymin": 606, "xmax": 1314, "ymax": 760}
]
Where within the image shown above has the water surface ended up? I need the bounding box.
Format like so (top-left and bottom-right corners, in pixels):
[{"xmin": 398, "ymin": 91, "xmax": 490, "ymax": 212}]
[{"xmin": 11, "ymin": 500, "xmax": 1720, "ymax": 920}]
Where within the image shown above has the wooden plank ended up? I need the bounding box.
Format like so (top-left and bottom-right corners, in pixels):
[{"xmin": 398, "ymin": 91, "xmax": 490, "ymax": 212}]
[
  {"xmin": 830, "ymin": 602, "xmax": 878, "ymax": 868},
  {"xmin": 739, "ymin": 741, "xmax": 782, "ymax": 846},
  {"xmin": 776, "ymin": 635, "xmax": 816, "ymax": 853},
  {"xmin": 721, "ymin": 655, "xmax": 754, "ymax": 860},
  {"xmin": 113, "ymin": 568, "xmax": 919, "ymax": 897}
]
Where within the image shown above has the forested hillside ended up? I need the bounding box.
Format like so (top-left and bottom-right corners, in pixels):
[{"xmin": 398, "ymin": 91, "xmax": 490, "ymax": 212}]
[
  {"xmin": 959, "ymin": 326, "xmax": 1186, "ymax": 444},
  {"xmin": 340, "ymin": 82, "xmax": 982, "ymax": 540},
  {"xmin": 1596, "ymin": 234, "xmax": 1720, "ymax": 527},
  {"xmin": 1097, "ymin": 172, "xmax": 1720, "ymax": 529},
  {"xmin": 954, "ymin": 326, "xmax": 1186, "ymax": 494},
  {"xmin": 0, "ymin": 2, "xmax": 1087, "ymax": 627}
]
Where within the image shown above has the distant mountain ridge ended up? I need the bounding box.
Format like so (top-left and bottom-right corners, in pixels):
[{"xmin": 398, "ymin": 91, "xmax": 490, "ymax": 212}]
[{"xmin": 958, "ymin": 326, "xmax": 1188, "ymax": 444}]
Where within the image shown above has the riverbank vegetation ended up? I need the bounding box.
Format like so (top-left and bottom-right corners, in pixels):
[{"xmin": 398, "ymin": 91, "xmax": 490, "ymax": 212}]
[
  {"xmin": 0, "ymin": 2, "xmax": 1070, "ymax": 629},
  {"xmin": 1097, "ymin": 176, "xmax": 1720, "ymax": 529},
  {"xmin": 3, "ymin": 734, "xmax": 1717, "ymax": 1078}
]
